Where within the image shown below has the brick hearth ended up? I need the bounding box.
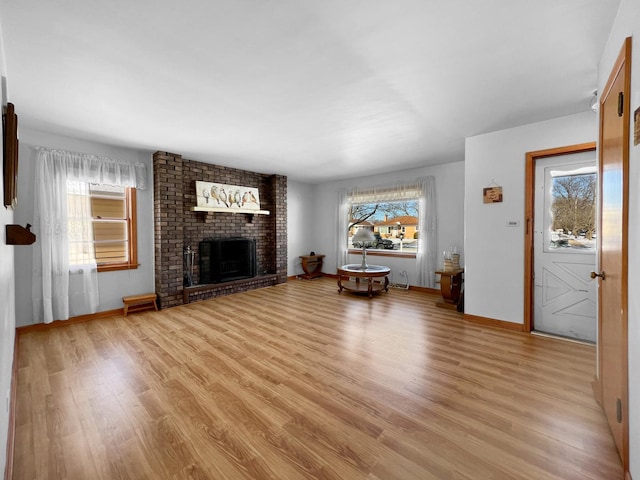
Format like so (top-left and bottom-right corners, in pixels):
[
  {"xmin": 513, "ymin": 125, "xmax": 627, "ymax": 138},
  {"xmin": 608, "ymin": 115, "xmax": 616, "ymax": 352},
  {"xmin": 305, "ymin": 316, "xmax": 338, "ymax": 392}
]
[{"xmin": 153, "ymin": 151, "xmax": 287, "ymax": 309}]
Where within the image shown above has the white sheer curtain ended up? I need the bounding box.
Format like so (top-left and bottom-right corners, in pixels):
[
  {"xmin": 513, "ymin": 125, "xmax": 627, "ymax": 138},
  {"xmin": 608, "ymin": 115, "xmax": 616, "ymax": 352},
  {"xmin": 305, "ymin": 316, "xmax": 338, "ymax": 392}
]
[
  {"xmin": 67, "ymin": 181, "xmax": 100, "ymax": 317},
  {"xmin": 33, "ymin": 154, "xmax": 74, "ymax": 323},
  {"xmin": 336, "ymin": 188, "xmax": 349, "ymax": 269},
  {"xmin": 344, "ymin": 177, "xmax": 437, "ymax": 287},
  {"xmin": 417, "ymin": 177, "xmax": 437, "ymax": 288},
  {"xmin": 32, "ymin": 147, "xmax": 147, "ymax": 324}
]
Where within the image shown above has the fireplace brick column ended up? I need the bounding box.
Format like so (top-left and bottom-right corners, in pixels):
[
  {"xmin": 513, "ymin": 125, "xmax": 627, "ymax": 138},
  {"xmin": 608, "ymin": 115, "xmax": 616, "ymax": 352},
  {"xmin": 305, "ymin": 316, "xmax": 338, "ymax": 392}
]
[
  {"xmin": 153, "ymin": 151, "xmax": 185, "ymax": 308},
  {"xmin": 271, "ymin": 174, "xmax": 288, "ymax": 283}
]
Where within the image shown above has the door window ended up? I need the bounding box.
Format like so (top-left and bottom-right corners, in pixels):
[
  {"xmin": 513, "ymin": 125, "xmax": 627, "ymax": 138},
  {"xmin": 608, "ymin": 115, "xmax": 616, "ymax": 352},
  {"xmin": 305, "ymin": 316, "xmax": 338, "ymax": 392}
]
[{"xmin": 543, "ymin": 164, "xmax": 596, "ymax": 253}]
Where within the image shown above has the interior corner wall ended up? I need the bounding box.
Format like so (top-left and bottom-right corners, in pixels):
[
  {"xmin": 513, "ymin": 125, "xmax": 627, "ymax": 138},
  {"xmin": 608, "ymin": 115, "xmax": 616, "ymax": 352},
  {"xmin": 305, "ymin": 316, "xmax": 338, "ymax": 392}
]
[
  {"xmin": 0, "ymin": 165, "xmax": 15, "ymax": 480},
  {"xmin": 464, "ymin": 111, "xmax": 596, "ymax": 324},
  {"xmin": 287, "ymin": 180, "xmax": 317, "ymax": 276},
  {"xmin": 599, "ymin": 0, "xmax": 640, "ymax": 474},
  {"xmin": 0, "ymin": 17, "xmax": 15, "ymax": 477}
]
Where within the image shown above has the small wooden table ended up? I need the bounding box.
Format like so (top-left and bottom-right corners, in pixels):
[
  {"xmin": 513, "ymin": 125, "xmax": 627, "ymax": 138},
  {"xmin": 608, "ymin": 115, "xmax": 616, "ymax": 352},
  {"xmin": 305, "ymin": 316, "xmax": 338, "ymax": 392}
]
[
  {"xmin": 299, "ymin": 254, "xmax": 325, "ymax": 279},
  {"xmin": 337, "ymin": 264, "xmax": 390, "ymax": 298},
  {"xmin": 435, "ymin": 269, "xmax": 464, "ymax": 310}
]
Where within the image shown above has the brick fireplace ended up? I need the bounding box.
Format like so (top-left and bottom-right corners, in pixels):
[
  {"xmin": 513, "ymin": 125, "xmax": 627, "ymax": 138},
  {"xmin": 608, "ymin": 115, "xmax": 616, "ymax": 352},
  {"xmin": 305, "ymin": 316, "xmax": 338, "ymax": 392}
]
[{"xmin": 153, "ymin": 151, "xmax": 287, "ymax": 309}]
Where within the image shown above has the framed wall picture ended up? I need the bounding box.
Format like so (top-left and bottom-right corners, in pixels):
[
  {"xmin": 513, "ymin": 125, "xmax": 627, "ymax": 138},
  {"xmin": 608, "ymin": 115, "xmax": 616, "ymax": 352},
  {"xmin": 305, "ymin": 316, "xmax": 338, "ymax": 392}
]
[
  {"xmin": 634, "ymin": 106, "xmax": 640, "ymax": 146},
  {"xmin": 195, "ymin": 180, "xmax": 261, "ymax": 210},
  {"xmin": 483, "ymin": 186, "xmax": 503, "ymax": 203},
  {"xmin": 3, "ymin": 102, "xmax": 18, "ymax": 208}
]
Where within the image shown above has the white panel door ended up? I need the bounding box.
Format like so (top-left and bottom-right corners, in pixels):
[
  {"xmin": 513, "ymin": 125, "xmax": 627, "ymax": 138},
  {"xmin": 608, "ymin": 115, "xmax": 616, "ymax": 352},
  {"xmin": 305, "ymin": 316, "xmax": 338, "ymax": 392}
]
[{"xmin": 533, "ymin": 153, "xmax": 597, "ymax": 342}]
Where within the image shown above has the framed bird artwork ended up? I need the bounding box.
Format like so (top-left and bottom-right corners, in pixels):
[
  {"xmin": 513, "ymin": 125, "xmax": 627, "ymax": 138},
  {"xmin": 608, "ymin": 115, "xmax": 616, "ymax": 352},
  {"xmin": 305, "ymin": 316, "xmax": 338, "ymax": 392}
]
[{"xmin": 195, "ymin": 180, "xmax": 261, "ymax": 210}]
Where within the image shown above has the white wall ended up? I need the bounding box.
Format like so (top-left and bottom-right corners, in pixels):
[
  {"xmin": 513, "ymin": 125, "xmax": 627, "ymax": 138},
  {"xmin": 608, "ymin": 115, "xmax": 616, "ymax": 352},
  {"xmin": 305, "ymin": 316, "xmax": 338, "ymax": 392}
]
[
  {"xmin": 464, "ymin": 112, "xmax": 596, "ymax": 324},
  {"xmin": 287, "ymin": 180, "xmax": 317, "ymax": 276},
  {"xmin": 0, "ymin": 168, "xmax": 14, "ymax": 480},
  {"xmin": 0, "ymin": 203, "xmax": 14, "ymax": 480},
  {"xmin": 311, "ymin": 161, "xmax": 464, "ymax": 286},
  {"xmin": 13, "ymin": 128, "xmax": 155, "ymax": 327},
  {"xmin": 599, "ymin": 0, "xmax": 640, "ymax": 474},
  {"xmin": 0, "ymin": 18, "xmax": 15, "ymax": 476}
]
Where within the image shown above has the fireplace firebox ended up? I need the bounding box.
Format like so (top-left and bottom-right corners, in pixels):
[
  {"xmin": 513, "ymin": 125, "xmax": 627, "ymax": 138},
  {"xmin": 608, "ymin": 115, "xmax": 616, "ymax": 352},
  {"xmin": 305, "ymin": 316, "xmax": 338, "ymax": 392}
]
[{"xmin": 199, "ymin": 237, "xmax": 257, "ymax": 284}]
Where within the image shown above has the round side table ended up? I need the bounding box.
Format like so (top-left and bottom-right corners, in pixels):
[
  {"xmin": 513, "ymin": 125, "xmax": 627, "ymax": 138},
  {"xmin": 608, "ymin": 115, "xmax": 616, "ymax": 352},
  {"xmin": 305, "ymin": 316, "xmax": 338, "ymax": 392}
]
[{"xmin": 337, "ymin": 264, "xmax": 390, "ymax": 298}]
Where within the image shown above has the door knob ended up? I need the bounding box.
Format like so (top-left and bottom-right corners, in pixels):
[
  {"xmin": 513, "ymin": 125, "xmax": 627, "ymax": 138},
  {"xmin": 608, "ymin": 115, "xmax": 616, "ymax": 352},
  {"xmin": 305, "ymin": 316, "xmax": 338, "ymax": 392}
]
[{"xmin": 590, "ymin": 271, "xmax": 606, "ymax": 280}]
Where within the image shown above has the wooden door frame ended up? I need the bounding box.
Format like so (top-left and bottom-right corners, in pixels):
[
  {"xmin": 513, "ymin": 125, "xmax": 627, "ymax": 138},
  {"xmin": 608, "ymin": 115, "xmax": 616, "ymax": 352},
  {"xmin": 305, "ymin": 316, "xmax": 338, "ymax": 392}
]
[
  {"xmin": 523, "ymin": 142, "xmax": 597, "ymax": 333},
  {"xmin": 595, "ymin": 37, "xmax": 631, "ymax": 474}
]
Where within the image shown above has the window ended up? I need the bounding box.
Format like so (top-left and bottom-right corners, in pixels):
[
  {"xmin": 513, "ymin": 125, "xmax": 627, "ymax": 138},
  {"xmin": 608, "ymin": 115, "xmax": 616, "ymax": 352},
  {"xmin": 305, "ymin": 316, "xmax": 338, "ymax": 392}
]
[
  {"xmin": 338, "ymin": 178, "xmax": 435, "ymax": 287},
  {"xmin": 348, "ymin": 189, "xmax": 420, "ymax": 255},
  {"xmin": 68, "ymin": 182, "xmax": 138, "ymax": 271},
  {"xmin": 547, "ymin": 170, "xmax": 596, "ymax": 252}
]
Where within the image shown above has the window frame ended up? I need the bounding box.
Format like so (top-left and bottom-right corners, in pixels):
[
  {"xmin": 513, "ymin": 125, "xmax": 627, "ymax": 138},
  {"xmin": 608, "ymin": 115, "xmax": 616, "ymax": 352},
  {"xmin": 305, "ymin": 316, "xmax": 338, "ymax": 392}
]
[
  {"xmin": 348, "ymin": 249, "xmax": 417, "ymax": 259},
  {"xmin": 347, "ymin": 197, "xmax": 420, "ymax": 259},
  {"xmin": 95, "ymin": 187, "xmax": 139, "ymax": 272}
]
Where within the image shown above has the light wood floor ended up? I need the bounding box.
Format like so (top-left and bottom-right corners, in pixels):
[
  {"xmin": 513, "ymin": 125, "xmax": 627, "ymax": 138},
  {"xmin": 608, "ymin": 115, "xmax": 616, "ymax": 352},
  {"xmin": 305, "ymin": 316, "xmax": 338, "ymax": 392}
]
[{"xmin": 13, "ymin": 278, "xmax": 623, "ymax": 479}]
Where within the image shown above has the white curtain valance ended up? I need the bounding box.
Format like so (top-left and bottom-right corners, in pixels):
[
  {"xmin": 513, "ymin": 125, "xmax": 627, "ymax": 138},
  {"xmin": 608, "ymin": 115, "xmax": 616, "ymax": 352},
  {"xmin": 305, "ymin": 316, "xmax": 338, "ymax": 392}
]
[
  {"xmin": 35, "ymin": 147, "xmax": 147, "ymax": 189},
  {"xmin": 347, "ymin": 181, "xmax": 422, "ymax": 204}
]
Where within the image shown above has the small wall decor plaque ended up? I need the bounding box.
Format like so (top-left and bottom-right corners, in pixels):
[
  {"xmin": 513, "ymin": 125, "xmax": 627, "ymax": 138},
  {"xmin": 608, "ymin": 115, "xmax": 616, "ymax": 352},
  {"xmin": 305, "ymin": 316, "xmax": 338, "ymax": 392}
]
[
  {"xmin": 195, "ymin": 180, "xmax": 261, "ymax": 210},
  {"xmin": 483, "ymin": 180, "xmax": 503, "ymax": 204}
]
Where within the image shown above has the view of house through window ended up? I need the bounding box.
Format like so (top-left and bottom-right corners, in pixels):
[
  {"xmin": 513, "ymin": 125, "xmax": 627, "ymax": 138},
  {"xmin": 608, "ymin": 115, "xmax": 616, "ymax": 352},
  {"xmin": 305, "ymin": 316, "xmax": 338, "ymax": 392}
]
[
  {"xmin": 68, "ymin": 182, "xmax": 138, "ymax": 270},
  {"xmin": 349, "ymin": 200, "xmax": 419, "ymax": 253}
]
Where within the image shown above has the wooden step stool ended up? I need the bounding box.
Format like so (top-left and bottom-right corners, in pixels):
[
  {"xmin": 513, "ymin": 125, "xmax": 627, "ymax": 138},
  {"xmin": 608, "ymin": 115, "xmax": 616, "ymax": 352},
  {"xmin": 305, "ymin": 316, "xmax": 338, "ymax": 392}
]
[{"xmin": 122, "ymin": 293, "xmax": 158, "ymax": 316}]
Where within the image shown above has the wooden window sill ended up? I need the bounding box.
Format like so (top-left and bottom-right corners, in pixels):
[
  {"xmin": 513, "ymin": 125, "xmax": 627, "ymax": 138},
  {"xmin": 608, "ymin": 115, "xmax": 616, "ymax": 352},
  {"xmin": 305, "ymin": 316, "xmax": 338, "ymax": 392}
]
[
  {"xmin": 97, "ymin": 263, "xmax": 140, "ymax": 273},
  {"xmin": 347, "ymin": 249, "xmax": 416, "ymax": 259}
]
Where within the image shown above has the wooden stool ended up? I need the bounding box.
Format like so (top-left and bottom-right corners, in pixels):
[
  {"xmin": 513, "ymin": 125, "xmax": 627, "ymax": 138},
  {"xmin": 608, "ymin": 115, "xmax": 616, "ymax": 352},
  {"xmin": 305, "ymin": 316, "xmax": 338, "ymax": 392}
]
[{"xmin": 122, "ymin": 293, "xmax": 158, "ymax": 316}]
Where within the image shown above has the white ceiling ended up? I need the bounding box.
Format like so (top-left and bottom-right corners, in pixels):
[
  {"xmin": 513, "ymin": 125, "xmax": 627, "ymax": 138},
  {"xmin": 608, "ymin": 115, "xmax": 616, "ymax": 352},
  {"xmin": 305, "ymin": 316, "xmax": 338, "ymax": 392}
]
[{"xmin": 0, "ymin": 0, "xmax": 620, "ymax": 183}]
